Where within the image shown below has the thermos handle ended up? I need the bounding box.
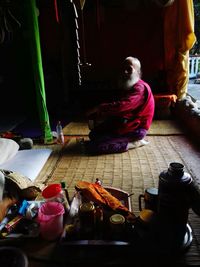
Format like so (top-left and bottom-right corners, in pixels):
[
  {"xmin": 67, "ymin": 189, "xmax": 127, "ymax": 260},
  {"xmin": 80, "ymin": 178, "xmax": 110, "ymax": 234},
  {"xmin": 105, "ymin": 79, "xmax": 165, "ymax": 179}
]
[{"xmin": 138, "ymin": 194, "xmax": 144, "ymax": 211}]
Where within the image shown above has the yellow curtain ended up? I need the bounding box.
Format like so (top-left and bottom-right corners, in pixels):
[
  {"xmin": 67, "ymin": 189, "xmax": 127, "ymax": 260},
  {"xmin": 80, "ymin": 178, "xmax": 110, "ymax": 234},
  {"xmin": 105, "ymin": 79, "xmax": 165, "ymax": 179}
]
[{"xmin": 164, "ymin": 0, "xmax": 196, "ymax": 99}]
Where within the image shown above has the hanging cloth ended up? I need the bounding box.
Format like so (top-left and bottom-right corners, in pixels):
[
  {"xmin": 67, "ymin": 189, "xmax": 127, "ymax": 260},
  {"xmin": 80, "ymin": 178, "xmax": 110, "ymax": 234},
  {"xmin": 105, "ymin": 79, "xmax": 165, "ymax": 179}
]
[
  {"xmin": 25, "ymin": 0, "xmax": 53, "ymax": 144},
  {"xmin": 163, "ymin": 0, "xmax": 196, "ymax": 99}
]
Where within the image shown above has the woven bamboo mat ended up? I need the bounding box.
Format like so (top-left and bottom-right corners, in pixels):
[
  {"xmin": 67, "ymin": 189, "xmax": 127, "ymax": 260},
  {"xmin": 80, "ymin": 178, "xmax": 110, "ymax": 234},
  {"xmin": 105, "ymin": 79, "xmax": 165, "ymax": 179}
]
[
  {"xmin": 33, "ymin": 143, "xmax": 67, "ymax": 184},
  {"xmin": 34, "ymin": 135, "xmax": 200, "ymax": 264},
  {"xmin": 63, "ymin": 120, "xmax": 183, "ymax": 136},
  {"xmin": 35, "ymin": 136, "xmax": 193, "ymax": 214}
]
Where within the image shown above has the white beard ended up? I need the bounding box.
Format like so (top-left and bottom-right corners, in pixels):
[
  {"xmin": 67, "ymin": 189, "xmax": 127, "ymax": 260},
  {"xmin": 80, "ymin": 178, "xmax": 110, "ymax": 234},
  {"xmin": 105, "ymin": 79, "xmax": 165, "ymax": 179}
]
[{"xmin": 118, "ymin": 73, "xmax": 139, "ymax": 90}]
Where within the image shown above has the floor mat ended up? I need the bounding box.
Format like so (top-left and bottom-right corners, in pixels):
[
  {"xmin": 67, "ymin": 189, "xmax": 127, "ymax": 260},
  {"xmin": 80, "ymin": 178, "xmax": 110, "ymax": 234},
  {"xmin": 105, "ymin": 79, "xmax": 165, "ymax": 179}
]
[
  {"xmin": 34, "ymin": 135, "xmax": 200, "ymax": 265},
  {"xmin": 148, "ymin": 120, "xmax": 184, "ymax": 135},
  {"xmin": 63, "ymin": 120, "xmax": 184, "ymax": 136},
  {"xmin": 35, "ymin": 136, "xmax": 197, "ymax": 212}
]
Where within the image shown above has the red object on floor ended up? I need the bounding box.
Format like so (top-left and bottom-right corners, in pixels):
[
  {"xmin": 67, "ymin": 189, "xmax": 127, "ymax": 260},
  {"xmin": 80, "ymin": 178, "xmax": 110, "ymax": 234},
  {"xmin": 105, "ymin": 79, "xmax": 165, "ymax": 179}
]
[
  {"xmin": 154, "ymin": 93, "xmax": 177, "ymax": 107},
  {"xmin": 153, "ymin": 93, "xmax": 177, "ymax": 119},
  {"xmin": 0, "ymin": 132, "xmax": 21, "ymax": 139}
]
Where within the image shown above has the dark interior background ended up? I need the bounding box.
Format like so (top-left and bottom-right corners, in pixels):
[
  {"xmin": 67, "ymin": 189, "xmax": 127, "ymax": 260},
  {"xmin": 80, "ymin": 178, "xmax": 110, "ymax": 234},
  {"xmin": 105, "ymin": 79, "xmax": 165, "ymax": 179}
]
[
  {"xmin": 38, "ymin": 0, "xmax": 167, "ymax": 116},
  {"xmin": 0, "ymin": 0, "xmax": 168, "ymax": 122}
]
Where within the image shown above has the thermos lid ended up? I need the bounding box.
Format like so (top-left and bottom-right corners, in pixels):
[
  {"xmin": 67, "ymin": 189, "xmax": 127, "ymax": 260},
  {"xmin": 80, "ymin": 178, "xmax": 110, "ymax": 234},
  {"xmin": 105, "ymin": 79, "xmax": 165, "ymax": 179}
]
[
  {"xmin": 160, "ymin": 162, "xmax": 192, "ymax": 184},
  {"xmin": 169, "ymin": 162, "xmax": 184, "ymax": 173}
]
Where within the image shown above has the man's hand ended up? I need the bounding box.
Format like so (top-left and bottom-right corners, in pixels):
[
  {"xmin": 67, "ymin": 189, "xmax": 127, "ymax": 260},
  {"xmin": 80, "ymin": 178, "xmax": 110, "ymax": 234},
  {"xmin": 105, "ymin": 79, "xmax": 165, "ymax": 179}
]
[{"xmin": 0, "ymin": 197, "xmax": 17, "ymax": 223}]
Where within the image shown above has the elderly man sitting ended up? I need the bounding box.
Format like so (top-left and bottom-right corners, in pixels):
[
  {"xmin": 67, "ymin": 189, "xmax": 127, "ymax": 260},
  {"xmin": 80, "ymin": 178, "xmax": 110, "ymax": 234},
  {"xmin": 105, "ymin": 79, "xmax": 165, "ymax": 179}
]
[{"xmin": 85, "ymin": 56, "xmax": 155, "ymax": 155}]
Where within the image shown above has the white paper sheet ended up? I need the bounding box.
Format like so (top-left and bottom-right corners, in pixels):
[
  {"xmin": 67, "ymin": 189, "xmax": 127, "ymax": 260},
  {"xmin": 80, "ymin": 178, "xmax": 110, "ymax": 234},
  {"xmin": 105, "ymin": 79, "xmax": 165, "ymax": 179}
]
[{"xmin": 0, "ymin": 149, "xmax": 52, "ymax": 181}]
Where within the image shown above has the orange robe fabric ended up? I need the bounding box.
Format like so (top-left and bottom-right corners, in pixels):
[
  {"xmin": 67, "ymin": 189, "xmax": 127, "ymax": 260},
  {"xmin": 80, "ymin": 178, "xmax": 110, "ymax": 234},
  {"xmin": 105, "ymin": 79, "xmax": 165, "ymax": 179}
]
[
  {"xmin": 75, "ymin": 180, "xmax": 136, "ymax": 221},
  {"xmin": 164, "ymin": 0, "xmax": 196, "ymax": 99}
]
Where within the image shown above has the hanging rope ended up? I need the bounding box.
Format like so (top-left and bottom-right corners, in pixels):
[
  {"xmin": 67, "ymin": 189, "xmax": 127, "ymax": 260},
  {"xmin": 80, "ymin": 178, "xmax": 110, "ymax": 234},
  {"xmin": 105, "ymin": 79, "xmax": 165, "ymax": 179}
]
[
  {"xmin": 79, "ymin": 0, "xmax": 91, "ymax": 66},
  {"xmin": 0, "ymin": 1, "xmax": 21, "ymax": 44}
]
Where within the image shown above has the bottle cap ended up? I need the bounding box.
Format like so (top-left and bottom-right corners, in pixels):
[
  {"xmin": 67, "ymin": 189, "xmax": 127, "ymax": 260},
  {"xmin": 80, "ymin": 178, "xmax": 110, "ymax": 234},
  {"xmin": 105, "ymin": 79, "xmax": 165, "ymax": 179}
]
[
  {"xmin": 60, "ymin": 182, "xmax": 66, "ymax": 188},
  {"xmin": 42, "ymin": 183, "xmax": 62, "ymax": 199},
  {"xmin": 110, "ymin": 214, "xmax": 125, "ymax": 225},
  {"xmin": 79, "ymin": 202, "xmax": 95, "ymax": 213}
]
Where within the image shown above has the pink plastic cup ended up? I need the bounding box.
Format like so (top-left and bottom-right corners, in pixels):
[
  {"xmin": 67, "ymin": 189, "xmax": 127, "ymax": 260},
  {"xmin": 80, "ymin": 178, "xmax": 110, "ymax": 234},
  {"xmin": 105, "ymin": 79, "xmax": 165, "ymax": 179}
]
[{"xmin": 37, "ymin": 202, "xmax": 65, "ymax": 241}]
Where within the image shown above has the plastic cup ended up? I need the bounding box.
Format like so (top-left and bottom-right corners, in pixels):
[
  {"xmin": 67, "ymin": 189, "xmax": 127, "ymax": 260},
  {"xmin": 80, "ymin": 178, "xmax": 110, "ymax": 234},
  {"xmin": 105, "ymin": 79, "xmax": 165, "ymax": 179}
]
[{"xmin": 37, "ymin": 202, "xmax": 65, "ymax": 241}]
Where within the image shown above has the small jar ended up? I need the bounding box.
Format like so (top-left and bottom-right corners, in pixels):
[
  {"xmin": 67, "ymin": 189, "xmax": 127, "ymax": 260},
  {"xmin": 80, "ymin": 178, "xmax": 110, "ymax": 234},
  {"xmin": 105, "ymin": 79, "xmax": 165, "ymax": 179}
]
[
  {"xmin": 79, "ymin": 202, "xmax": 95, "ymax": 227},
  {"xmin": 109, "ymin": 214, "xmax": 125, "ymax": 239},
  {"xmin": 79, "ymin": 202, "xmax": 95, "ymax": 238}
]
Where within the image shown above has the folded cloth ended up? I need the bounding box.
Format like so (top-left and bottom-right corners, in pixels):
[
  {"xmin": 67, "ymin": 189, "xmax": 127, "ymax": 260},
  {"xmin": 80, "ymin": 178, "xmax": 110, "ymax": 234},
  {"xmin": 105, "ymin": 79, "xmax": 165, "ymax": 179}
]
[
  {"xmin": 0, "ymin": 138, "xmax": 19, "ymax": 165},
  {"xmin": 75, "ymin": 180, "xmax": 136, "ymax": 222}
]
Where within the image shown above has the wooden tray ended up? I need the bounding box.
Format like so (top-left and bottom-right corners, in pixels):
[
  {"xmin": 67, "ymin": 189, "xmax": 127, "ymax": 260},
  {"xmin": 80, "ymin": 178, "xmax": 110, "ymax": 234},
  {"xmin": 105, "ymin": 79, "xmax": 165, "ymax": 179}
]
[{"xmin": 60, "ymin": 186, "xmax": 132, "ymax": 244}]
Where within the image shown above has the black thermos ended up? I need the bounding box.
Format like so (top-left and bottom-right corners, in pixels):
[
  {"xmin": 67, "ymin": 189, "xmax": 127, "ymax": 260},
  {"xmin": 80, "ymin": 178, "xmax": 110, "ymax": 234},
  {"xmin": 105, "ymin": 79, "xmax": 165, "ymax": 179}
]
[{"xmin": 157, "ymin": 162, "xmax": 192, "ymax": 252}]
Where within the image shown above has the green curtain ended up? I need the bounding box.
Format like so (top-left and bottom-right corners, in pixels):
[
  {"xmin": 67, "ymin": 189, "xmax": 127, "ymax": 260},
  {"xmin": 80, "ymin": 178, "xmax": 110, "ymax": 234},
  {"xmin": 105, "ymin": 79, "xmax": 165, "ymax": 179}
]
[{"xmin": 26, "ymin": 0, "xmax": 53, "ymax": 143}]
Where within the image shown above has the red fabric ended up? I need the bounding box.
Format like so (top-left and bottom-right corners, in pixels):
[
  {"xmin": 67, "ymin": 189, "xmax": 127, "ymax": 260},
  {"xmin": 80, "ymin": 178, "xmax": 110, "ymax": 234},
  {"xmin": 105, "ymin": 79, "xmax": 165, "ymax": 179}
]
[
  {"xmin": 96, "ymin": 79, "xmax": 155, "ymax": 135},
  {"xmin": 54, "ymin": 0, "xmax": 60, "ymax": 23}
]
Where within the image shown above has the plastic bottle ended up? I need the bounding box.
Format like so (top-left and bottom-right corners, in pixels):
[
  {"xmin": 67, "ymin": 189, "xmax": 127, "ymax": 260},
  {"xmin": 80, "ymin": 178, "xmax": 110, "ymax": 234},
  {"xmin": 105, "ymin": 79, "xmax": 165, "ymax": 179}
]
[
  {"xmin": 56, "ymin": 121, "xmax": 64, "ymax": 144},
  {"xmin": 157, "ymin": 162, "xmax": 192, "ymax": 253}
]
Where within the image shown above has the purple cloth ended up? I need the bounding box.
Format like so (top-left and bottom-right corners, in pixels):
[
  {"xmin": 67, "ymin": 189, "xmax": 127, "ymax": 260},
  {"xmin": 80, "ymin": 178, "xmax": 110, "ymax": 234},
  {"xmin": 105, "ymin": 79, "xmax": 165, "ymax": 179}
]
[{"xmin": 86, "ymin": 128, "xmax": 147, "ymax": 155}]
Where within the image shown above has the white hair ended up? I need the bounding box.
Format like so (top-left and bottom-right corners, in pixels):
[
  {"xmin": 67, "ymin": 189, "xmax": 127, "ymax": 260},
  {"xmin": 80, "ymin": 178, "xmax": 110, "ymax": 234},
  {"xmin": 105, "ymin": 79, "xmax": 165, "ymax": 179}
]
[
  {"xmin": 118, "ymin": 56, "xmax": 142, "ymax": 90},
  {"xmin": 124, "ymin": 56, "xmax": 142, "ymax": 78}
]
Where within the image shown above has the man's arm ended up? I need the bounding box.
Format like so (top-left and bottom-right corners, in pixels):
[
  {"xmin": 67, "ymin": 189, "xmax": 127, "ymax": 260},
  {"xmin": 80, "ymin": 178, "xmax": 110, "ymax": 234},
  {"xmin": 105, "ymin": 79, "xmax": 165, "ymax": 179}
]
[{"xmin": 97, "ymin": 88, "xmax": 145, "ymax": 117}]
